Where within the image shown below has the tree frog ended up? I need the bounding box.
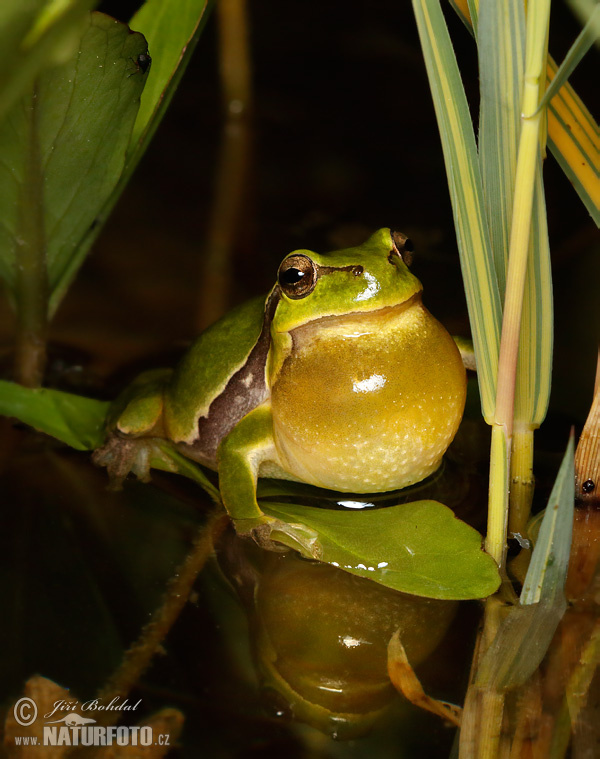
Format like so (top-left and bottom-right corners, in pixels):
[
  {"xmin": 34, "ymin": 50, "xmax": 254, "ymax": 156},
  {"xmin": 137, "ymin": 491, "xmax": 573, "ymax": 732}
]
[{"xmin": 94, "ymin": 229, "xmax": 467, "ymax": 550}]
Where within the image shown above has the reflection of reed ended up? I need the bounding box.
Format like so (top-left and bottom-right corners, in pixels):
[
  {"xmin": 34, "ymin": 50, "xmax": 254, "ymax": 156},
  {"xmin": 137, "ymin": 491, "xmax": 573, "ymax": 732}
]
[
  {"xmin": 196, "ymin": 0, "xmax": 254, "ymax": 331},
  {"xmin": 94, "ymin": 511, "xmax": 228, "ymax": 724}
]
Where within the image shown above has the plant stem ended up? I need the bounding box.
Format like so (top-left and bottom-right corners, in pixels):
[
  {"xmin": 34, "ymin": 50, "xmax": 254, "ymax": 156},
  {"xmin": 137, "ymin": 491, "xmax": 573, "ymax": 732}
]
[
  {"xmin": 487, "ymin": 425, "xmax": 510, "ymax": 568},
  {"xmin": 196, "ymin": 0, "xmax": 253, "ymax": 330},
  {"xmin": 95, "ymin": 513, "xmax": 228, "ymax": 717},
  {"xmin": 509, "ymin": 425, "xmax": 535, "ymax": 537},
  {"xmin": 14, "ymin": 82, "xmax": 48, "ymax": 388}
]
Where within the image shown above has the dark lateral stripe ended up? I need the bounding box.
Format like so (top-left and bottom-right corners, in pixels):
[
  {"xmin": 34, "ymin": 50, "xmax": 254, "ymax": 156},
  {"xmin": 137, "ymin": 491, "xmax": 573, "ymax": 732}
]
[{"xmin": 183, "ymin": 287, "xmax": 281, "ymax": 464}]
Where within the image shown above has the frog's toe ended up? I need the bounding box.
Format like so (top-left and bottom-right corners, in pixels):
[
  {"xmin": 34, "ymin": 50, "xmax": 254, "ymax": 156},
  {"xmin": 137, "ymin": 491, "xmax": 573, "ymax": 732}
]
[
  {"xmin": 234, "ymin": 515, "xmax": 321, "ymax": 559},
  {"xmin": 92, "ymin": 434, "xmax": 156, "ymax": 488}
]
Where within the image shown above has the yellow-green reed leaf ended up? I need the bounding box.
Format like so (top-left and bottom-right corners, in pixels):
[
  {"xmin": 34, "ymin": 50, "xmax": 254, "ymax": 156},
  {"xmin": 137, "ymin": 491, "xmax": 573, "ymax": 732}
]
[
  {"xmin": 475, "ymin": 434, "xmax": 575, "ymax": 690},
  {"xmin": 521, "ymin": 433, "xmax": 575, "ymax": 605},
  {"xmin": 0, "ymin": 379, "xmax": 109, "ymax": 450},
  {"xmin": 412, "ymin": 0, "xmax": 501, "ymax": 423},
  {"xmin": 493, "ymin": 0, "xmax": 551, "ymax": 433},
  {"xmin": 466, "ymin": 0, "xmax": 479, "ymax": 32},
  {"xmin": 538, "ymin": 7, "xmax": 599, "ymax": 114},
  {"xmin": 547, "ymin": 65, "xmax": 599, "ymax": 225},
  {"xmin": 514, "ymin": 160, "xmax": 553, "ymax": 428},
  {"xmin": 447, "ymin": 0, "xmax": 600, "ymax": 225},
  {"xmin": 567, "ymin": 0, "xmax": 600, "ymax": 47},
  {"xmin": 447, "ymin": 0, "xmax": 472, "ymax": 32},
  {"xmin": 477, "ymin": 0, "xmax": 525, "ymax": 297}
]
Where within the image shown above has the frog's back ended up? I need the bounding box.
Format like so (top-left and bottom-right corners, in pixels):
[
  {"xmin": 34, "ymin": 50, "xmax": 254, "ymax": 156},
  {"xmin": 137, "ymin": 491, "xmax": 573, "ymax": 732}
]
[{"xmin": 165, "ymin": 295, "xmax": 268, "ymax": 444}]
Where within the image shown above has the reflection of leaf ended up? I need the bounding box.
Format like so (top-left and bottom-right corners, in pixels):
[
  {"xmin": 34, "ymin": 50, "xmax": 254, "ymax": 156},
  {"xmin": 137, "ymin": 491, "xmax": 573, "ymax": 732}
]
[
  {"xmin": 261, "ymin": 500, "xmax": 500, "ymax": 600},
  {"xmin": 0, "ymin": 379, "xmax": 108, "ymax": 450},
  {"xmin": 0, "ymin": 0, "xmax": 97, "ymax": 125},
  {"xmin": 0, "ymin": 12, "xmax": 150, "ymax": 315}
]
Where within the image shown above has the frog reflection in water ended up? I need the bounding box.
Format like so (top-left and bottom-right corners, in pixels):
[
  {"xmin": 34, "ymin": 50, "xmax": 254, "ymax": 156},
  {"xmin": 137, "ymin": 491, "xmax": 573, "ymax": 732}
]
[
  {"xmin": 94, "ymin": 229, "xmax": 467, "ymax": 549},
  {"xmin": 218, "ymin": 529, "xmax": 459, "ymax": 739}
]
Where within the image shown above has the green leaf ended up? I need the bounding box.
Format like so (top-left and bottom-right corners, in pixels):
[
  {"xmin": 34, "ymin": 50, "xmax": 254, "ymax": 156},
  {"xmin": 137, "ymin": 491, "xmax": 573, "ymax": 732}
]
[
  {"xmin": 0, "ymin": 12, "xmax": 150, "ymax": 315},
  {"xmin": 0, "ymin": 379, "xmax": 109, "ymax": 450},
  {"xmin": 47, "ymin": 0, "xmax": 215, "ymax": 313},
  {"xmin": 411, "ymin": 0, "xmax": 502, "ymax": 423},
  {"xmin": 537, "ymin": 5, "xmax": 600, "ymax": 113},
  {"xmin": 475, "ymin": 435, "xmax": 575, "ymax": 689},
  {"xmin": 260, "ymin": 500, "xmax": 500, "ymax": 600},
  {"xmin": 521, "ymin": 433, "xmax": 575, "ymax": 606},
  {"xmin": 128, "ymin": 0, "xmax": 214, "ymax": 152},
  {"xmin": 477, "ymin": 0, "xmax": 525, "ymax": 298},
  {"xmin": 0, "ymin": 0, "xmax": 97, "ymax": 126}
]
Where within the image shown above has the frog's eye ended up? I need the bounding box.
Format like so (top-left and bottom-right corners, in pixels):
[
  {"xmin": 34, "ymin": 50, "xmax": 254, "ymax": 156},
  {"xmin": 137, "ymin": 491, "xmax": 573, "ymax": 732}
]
[
  {"xmin": 390, "ymin": 231, "xmax": 414, "ymax": 267},
  {"xmin": 278, "ymin": 254, "xmax": 318, "ymax": 299}
]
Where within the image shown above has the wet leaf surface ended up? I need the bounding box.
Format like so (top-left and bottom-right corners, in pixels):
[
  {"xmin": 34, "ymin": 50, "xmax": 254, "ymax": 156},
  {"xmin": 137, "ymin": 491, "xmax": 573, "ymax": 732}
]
[{"xmin": 262, "ymin": 499, "xmax": 500, "ymax": 600}]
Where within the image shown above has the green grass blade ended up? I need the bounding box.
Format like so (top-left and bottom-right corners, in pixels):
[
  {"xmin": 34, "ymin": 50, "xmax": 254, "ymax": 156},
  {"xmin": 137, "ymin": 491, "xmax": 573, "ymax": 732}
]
[
  {"xmin": 521, "ymin": 433, "xmax": 575, "ymax": 605},
  {"xmin": 477, "ymin": 0, "xmax": 525, "ymax": 297},
  {"xmin": 538, "ymin": 6, "xmax": 600, "ymax": 113},
  {"xmin": 514, "ymin": 161, "xmax": 553, "ymax": 428},
  {"xmin": 447, "ymin": 0, "xmax": 600, "ymax": 227},
  {"xmin": 475, "ymin": 434, "xmax": 575, "ymax": 689},
  {"xmin": 412, "ymin": 0, "xmax": 501, "ymax": 423}
]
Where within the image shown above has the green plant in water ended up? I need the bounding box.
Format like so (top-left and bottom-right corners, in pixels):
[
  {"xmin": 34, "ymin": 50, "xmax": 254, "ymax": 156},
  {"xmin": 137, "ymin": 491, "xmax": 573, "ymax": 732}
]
[{"xmin": 411, "ymin": 0, "xmax": 598, "ymax": 755}]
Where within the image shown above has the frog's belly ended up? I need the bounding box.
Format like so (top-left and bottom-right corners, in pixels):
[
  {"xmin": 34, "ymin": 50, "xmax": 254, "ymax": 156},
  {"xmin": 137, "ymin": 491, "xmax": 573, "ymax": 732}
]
[{"xmin": 270, "ymin": 302, "xmax": 466, "ymax": 493}]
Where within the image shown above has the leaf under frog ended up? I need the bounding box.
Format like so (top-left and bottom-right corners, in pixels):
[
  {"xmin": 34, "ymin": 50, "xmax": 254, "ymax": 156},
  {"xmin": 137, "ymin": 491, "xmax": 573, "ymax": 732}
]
[{"xmin": 261, "ymin": 499, "xmax": 500, "ymax": 600}]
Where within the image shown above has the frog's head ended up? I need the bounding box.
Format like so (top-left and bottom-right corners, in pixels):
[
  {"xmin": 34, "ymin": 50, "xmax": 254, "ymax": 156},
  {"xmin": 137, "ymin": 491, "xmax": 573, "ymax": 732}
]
[{"xmin": 271, "ymin": 228, "xmax": 422, "ymax": 333}]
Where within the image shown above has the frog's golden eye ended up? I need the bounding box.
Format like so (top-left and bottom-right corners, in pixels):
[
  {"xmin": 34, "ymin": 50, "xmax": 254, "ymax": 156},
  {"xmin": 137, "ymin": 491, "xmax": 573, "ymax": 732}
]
[
  {"xmin": 390, "ymin": 231, "xmax": 414, "ymax": 267},
  {"xmin": 278, "ymin": 254, "xmax": 318, "ymax": 299}
]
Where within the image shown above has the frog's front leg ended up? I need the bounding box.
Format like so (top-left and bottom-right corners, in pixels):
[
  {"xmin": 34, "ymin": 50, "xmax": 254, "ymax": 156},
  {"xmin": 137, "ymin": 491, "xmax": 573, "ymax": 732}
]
[
  {"xmin": 217, "ymin": 403, "xmax": 319, "ymax": 555},
  {"xmin": 93, "ymin": 368, "xmax": 173, "ymax": 486}
]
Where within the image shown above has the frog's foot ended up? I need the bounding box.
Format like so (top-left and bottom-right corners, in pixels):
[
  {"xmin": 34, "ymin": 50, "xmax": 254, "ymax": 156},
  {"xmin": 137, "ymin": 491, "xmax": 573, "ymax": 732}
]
[
  {"xmin": 234, "ymin": 515, "xmax": 322, "ymax": 559},
  {"xmin": 92, "ymin": 434, "xmax": 166, "ymax": 490}
]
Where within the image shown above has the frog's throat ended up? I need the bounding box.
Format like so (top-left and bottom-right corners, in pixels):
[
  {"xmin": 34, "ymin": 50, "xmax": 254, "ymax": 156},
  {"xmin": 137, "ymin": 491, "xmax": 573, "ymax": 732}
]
[{"xmin": 285, "ymin": 291, "xmax": 423, "ymax": 341}]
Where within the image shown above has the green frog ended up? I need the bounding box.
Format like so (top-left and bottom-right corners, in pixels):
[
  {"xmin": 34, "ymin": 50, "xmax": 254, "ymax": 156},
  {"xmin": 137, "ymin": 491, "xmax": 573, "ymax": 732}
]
[{"xmin": 94, "ymin": 229, "xmax": 467, "ymax": 549}]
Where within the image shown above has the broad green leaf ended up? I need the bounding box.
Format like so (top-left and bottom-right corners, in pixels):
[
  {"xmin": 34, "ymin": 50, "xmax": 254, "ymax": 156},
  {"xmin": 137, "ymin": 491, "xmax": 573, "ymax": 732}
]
[
  {"xmin": 48, "ymin": 0, "xmax": 215, "ymax": 313},
  {"xmin": 0, "ymin": 379, "xmax": 109, "ymax": 450},
  {"xmin": 0, "ymin": 12, "xmax": 150, "ymax": 315},
  {"xmin": 412, "ymin": 0, "xmax": 501, "ymax": 424},
  {"xmin": 129, "ymin": 0, "xmax": 214, "ymax": 152},
  {"xmin": 0, "ymin": 0, "xmax": 97, "ymax": 126},
  {"xmin": 261, "ymin": 500, "xmax": 501, "ymax": 600}
]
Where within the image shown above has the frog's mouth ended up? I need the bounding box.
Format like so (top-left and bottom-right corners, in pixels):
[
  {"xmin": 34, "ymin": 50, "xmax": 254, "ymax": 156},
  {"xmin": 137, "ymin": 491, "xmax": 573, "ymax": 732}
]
[{"xmin": 287, "ymin": 291, "xmax": 423, "ymax": 344}]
